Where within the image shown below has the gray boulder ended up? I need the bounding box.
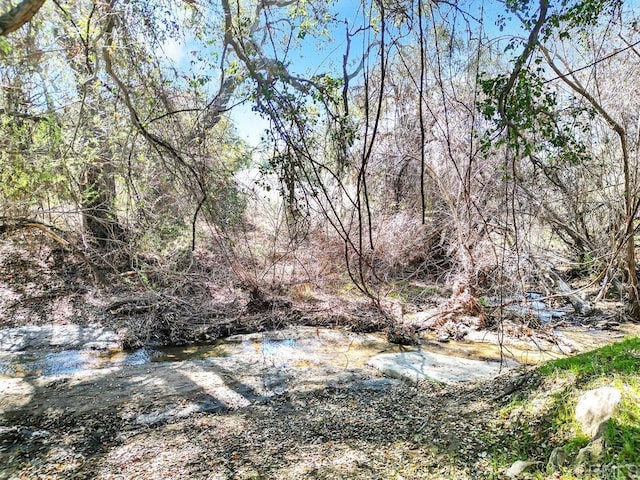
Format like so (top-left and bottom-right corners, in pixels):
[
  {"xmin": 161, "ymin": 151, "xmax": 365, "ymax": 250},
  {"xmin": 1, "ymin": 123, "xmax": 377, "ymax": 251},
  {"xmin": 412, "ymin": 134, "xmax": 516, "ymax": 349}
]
[
  {"xmin": 575, "ymin": 437, "xmax": 605, "ymax": 465},
  {"xmin": 367, "ymin": 350, "xmax": 517, "ymax": 384},
  {"xmin": 505, "ymin": 460, "xmax": 540, "ymax": 478},
  {"xmin": 575, "ymin": 386, "xmax": 621, "ymax": 438},
  {"xmin": 547, "ymin": 446, "xmax": 569, "ymax": 469}
]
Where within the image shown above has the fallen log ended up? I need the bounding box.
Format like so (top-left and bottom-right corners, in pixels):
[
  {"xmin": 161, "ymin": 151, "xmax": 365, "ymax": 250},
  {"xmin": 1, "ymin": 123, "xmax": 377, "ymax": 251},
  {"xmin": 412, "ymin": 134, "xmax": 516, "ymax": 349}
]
[{"xmin": 540, "ymin": 263, "xmax": 594, "ymax": 316}]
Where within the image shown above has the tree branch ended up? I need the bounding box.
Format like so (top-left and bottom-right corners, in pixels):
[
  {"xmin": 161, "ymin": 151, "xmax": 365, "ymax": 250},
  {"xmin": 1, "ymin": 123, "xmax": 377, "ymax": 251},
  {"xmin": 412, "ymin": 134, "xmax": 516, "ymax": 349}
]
[
  {"xmin": 497, "ymin": 0, "xmax": 548, "ymax": 127},
  {"xmin": 0, "ymin": 0, "xmax": 46, "ymax": 36}
]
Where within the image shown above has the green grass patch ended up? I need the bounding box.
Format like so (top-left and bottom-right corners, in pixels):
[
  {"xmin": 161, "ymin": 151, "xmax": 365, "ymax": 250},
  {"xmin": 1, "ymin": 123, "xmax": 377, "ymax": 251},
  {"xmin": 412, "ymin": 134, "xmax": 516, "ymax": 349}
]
[
  {"xmin": 539, "ymin": 336, "xmax": 640, "ymax": 379},
  {"xmin": 540, "ymin": 338, "xmax": 640, "ymax": 456},
  {"xmin": 539, "ymin": 337, "xmax": 640, "ymax": 464},
  {"xmin": 384, "ymin": 280, "xmax": 442, "ymax": 304},
  {"xmin": 484, "ymin": 337, "xmax": 640, "ymax": 478},
  {"xmin": 602, "ymin": 385, "xmax": 640, "ymax": 464}
]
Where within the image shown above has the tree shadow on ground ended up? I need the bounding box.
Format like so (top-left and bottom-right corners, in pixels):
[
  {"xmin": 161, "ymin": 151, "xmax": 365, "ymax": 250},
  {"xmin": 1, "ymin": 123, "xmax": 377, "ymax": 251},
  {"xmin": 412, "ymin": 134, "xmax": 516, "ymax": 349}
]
[
  {"xmin": 0, "ymin": 351, "xmax": 519, "ymax": 479},
  {"xmin": 0, "ymin": 356, "xmax": 274, "ymax": 479}
]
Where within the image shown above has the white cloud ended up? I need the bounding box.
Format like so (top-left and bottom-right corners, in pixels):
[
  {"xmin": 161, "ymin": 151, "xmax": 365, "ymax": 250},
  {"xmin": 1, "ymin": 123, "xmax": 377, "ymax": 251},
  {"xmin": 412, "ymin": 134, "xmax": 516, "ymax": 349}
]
[{"xmin": 162, "ymin": 37, "xmax": 186, "ymax": 65}]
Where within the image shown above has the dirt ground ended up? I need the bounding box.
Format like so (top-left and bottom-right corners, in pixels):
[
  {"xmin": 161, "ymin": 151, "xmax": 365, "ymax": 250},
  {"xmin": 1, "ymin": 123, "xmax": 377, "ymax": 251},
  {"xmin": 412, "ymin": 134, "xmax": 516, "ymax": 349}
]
[{"xmin": 1, "ymin": 358, "xmax": 541, "ymax": 480}]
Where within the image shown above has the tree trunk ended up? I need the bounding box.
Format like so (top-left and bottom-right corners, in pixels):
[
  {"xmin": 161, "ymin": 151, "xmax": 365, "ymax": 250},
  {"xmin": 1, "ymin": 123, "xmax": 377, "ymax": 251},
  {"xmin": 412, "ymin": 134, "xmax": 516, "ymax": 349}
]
[
  {"xmin": 82, "ymin": 155, "xmax": 124, "ymax": 249},
  {"xmin": 625, "ymin": 234, "xmax": 640, "ymax": 321},
  {"xmin": 56, "ymin": 21, "xmax": 125, "ymax": 251}
]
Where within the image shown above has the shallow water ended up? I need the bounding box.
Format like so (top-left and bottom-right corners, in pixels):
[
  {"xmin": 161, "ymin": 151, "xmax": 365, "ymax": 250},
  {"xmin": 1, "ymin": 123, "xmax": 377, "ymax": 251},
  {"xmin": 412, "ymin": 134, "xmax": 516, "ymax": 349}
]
[
  {"xmin": 0, "ymin": 324, "xmax": 635, "ymax": 380},
  {"xmin": 487, "ymin": 292, "xmax": 570, "ymax": 322},
  {"xmin": 0, "ymin": 330, "xmax": 405, "ymax": 379},
  {"xmin": 0, "ymin": 347, "xmax": 155, "ymax": 378}
]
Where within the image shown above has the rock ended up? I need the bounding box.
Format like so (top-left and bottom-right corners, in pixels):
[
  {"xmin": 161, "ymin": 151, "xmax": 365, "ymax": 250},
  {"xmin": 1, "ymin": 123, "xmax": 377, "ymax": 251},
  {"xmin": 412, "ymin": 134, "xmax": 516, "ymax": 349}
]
[
  {"xmin": 436, "ymin": 333, "xmax": 450, "ymax": 343},
  {"xmin": 575, "ymin": 437, "xmax": 605, "ymax": 465},
  {"xmin": 28, "ymin": 429, "xmax": 50, "ymax": 440},
  {"xmin": 575, "ymin": 387, "xmax": 621, "ymax": 438},
  {"xmin": 367, "ymin": 350, "xmax": 517, "ymax": 384},
  {"xmin": 135, "ymin": 401, "xmax": 226, "ymax": 426},
  {"xmin": 505, "ymin": 460, "xmax": 540, "ymax": 478},
  {"xmin": 0, "ymin": 324, "xmax": 120, "ymax": 352},
  {"xmin": 547, "ymin": 446, "xmax": 569, "ymax": 469}
]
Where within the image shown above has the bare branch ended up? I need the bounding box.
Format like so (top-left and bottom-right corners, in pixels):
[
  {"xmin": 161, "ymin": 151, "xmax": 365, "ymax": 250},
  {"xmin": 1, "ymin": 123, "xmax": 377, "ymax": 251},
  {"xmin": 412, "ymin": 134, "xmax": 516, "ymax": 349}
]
[{"xmin": 0, "ymin": 108, "xmax": 48, "ymax": 121}]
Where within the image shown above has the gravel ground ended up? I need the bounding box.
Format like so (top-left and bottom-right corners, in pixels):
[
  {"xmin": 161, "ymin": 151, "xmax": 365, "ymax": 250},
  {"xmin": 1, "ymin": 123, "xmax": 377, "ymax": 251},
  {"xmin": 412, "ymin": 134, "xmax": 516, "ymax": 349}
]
[{"xmin": 1, "ymin": 364, "xmax": 542, "ymax": 480}]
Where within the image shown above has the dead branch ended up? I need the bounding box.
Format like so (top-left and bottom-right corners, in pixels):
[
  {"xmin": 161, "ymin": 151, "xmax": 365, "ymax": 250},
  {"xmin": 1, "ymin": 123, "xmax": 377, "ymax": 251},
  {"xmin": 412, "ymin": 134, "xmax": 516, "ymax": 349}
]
[{"xmin": 0, "ymin": 217, "xmax": 107, "ymax": 286}]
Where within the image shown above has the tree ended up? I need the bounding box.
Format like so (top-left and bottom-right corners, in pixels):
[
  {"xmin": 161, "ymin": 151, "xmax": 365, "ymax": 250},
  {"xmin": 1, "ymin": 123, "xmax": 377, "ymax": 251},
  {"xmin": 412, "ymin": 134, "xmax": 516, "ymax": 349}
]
[
  {"xmin": 0, "ymin": 0, "xmax": 251, "ymax": 269},
  {"xmin": 2, "ymin": 0, "xmax": 639, "ymax": 327},
  {"xmin": 480, "ymin": 0, "xmax": 640, "ymax": 319}
]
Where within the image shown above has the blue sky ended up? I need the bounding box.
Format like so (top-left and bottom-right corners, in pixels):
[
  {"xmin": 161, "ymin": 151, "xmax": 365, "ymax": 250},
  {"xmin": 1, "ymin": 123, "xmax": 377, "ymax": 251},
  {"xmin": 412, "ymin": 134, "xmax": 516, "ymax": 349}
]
[{"xmin": 159, "ymin": 0, "xmax": 638, "ymax": 148}]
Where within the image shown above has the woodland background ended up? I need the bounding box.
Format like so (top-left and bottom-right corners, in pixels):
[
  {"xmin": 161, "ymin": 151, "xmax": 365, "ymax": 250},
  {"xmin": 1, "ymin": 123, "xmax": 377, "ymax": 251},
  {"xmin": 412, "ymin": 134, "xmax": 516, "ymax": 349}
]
[{"xmin": 1, "ymin": 0, "xmax": 639, "ymax": 343}]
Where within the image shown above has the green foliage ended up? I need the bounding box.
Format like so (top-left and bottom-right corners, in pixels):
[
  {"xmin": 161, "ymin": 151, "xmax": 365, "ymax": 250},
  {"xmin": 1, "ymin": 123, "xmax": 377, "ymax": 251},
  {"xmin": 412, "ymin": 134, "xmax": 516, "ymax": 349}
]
[
  {"xmin": 545, "ymin": 0, "xmax": 623, "ymax": 38},
  {"xmin": 499, "ymin": 0, "xmax": 621, "ymax": 34},
  {"xmin": 0, "ymin": 37, "xmax": 11, "ymax": 55},
  {"xmin": 539, "ymin": 337, "xmax": 640, "ymax": 379},
  {"xmin": 0, "ymin": 113, "xmax": 66, "ymax": 209},
  {"xmin": 287, "ymin": 0, "xmax": 337, "ymax": 40},
  {"xmin": 478, "ymin": 67, "xmax": 591, "ymax": 166},
  {"xmin": 205, "ymin": 175, "xmax": 248, "ymax": 230},
  {"xmin": 479, "ymin": 0, "xmax": 622, "ymax": 174}
]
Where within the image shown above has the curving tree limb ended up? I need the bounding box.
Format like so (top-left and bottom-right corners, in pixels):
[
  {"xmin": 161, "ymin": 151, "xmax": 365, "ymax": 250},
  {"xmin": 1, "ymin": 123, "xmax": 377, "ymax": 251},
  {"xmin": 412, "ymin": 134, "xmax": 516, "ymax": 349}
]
[
  {"xmin": 0, "ymin": 0, "xmax": 46, "ymax": 36},
  {"xmin": 497, "ymin": 0, "xmax": 548, "ymax": 129}
]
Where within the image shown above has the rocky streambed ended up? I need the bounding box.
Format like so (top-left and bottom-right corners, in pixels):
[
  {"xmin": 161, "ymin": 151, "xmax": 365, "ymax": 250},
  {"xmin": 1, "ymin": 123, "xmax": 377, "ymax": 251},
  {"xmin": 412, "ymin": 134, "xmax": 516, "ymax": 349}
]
[
  {"xmin": 0, "ymin": 323, "xmax": 634, "ymax": 479},
  {"xmin": 0, "ymin": 326, "xmax": 517, "ymax": 422}
]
